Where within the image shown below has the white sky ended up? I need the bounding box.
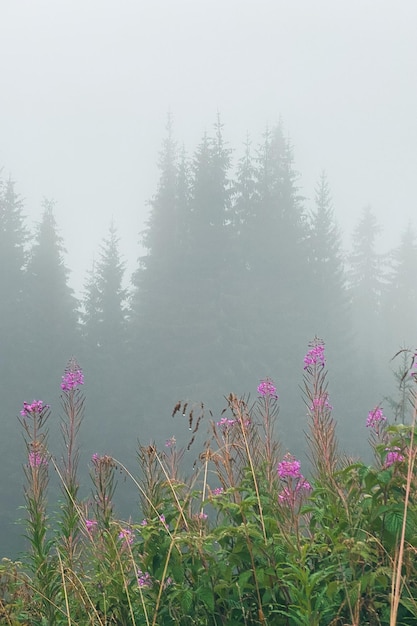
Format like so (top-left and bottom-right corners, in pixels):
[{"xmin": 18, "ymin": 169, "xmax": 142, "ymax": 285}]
[{"xmin": 1, "ymin": 0, "xmax": 417, "ymax": 295}]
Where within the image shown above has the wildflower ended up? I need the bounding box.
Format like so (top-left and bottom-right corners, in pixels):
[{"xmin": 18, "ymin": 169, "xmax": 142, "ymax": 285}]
[
  {"xmin": 257, "ymin": 378, "xmax": 278, "ymax": 398},
  {"xmin": 212, "ymin": 487, "xmax": 224, "ymax": 496},
  {"xmin": 20, "ymin": 400, "xmax": 49, "ymax": 417},
  {"xmin": 385, "ymin": 447, "xmax": 405, "ymax": 468},
  {"xmin": 366, "ymin": 407, "xmax": 386, "ymax": 429},
  {"xmin": 159, "ymin": 514, "xmax": 168, "ymax": 530},
  {"xmin": 137, "ymin": 569, "xmax": 152, "ymax": 588},
  {"xmin": 28, "ymin": 451, "xmax": 48, "ymax": 468},
  {"xmin": 216, "ymin": 416, "xmax": 236, "ymax": 428},
  {"xmin": 198, "ymin": 511, "xmax": 208, "ymax": 520},
  {"xmin": 278, "ymin": 476, "xmax": 312, "ymax": 506},
  {"xmin": 140, "ymin": 518, "xmax": 148, "ymax": 526},
  {"xmin": 277, "ymin": 453, "xmax": 301, "ymax": 479},
  {"xmin": 311, "ymin": 394, "xmax": 333, "ymax": 412},
  {"xmin": 165, "ymin": 436, "xmax": 176, "ymax": 448},
  {"xmin": 303, "ymin": 343, "xmax": 325, "ymax": 369},
  {"xmin": 118, "ymin": 528, "xmax": 134, "ymax": 545},
  {"xmin": 86, "ymin": 519, "xmax": 97, "ymax": 532},
  {"xmin": 61, "ymin": 365, "xmax": 84, "ymax": 391}
]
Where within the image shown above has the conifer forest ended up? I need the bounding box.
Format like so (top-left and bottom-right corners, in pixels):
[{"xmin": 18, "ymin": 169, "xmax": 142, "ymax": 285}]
[{"xmin": 1, "ymin": 117, "xmax": 416, "ymax": 561}]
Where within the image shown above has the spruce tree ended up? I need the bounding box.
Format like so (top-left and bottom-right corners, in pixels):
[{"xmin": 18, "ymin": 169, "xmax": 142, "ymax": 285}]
[
  {"xmin": 23, "ymin": 200, "xmax": 79, "ymax": 395},
  {"xmin": 238, "ymin": 123, "xmax": 309, "ymax": 390},
  {"xmin": 0, "ymin": 175, "xmax": 28, "ymax": 371},
  {"xmin": 306, "ymin": 172, "xmax": 348, "ymax": 342},
  {"xmin": 347, "ymin": 206, "xmax": 387, "ymax": 398},
  {"xmin": 382, "ymin": 222, "xmax": 417, "ymax": 355}
]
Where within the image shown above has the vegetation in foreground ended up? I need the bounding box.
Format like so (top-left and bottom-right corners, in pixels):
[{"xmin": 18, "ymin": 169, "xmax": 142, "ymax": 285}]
[{"xmin": 1, "ymin": 338, "xmax": 417, "ymax": 625}]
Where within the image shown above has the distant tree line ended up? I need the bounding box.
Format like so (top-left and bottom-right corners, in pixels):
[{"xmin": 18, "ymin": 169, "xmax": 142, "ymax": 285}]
[{"xmin": 1, "ymin": 115, "xmax": 416, "ymax": 556}]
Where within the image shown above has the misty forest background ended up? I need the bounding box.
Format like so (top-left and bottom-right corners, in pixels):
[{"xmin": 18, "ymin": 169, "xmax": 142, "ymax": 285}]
[{"xmin": 1, "ymin": 115, "xmax": 416, "ymax": 557}]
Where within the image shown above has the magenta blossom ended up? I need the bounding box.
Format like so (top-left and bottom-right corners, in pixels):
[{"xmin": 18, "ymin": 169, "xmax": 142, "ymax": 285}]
[
  {"xmin": 137, "ymin": 569, "xmax": 152, "ymax": 588},
  {"xmin": 212, "ymin": 487, "xmax": 224, "ymax": 496},
  {"xmin": 366, "ymin": 407, "xmax": 387, "ymax": 429},
  {"xmin": 278, "ymin": 477, "xmax": 312, "ymax": 506},
  {"xmin": 303, "ymin": 343, "xmax": 325, "ymax": 369},
  {"xmin": 198, "ymin": 511, "xmax": 208, "ymax": 520},
  {"xmin": 20, "ymin": 400, "xmax": 49, "ymax": 418},
  {"xmin": 61, "ymin": 365, "xmax": 84, "ymax": 391},
  {"xmin": 277, "ymin": 453, "xmax": 301, "ymax": 479},
  {"xmin": 118, "ymin": 528, "xmax": 134, "ymax": 545},
  {"xmin": 86, "ymin": 519, "xmax": 97, "ymax": 532},
  {"xmin": 311, "ymin": 394, "xmax": 333, "ymax": 412},
  {"xmin": 216, "ymin": 416, "xmax": 236, "ymax": 428},
  {"xmin": 385, "ymin": 447, "xmax": 405, "ymax": 468},
  {"xmin": 257, "ymin": 378, "xmax": 278, "ymax": 398},
  {"xmin": 28, "ymin": 451, "xmax": 48, "ymax": 468}
]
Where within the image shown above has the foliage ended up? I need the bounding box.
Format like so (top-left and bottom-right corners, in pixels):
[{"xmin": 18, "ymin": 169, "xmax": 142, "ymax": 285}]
[{"xmin": 2, "ymin": 340, "xmax": 417, "ymax": 625}]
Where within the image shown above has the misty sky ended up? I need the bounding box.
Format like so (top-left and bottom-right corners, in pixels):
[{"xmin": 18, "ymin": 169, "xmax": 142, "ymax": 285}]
[{"xmin": 1, "ymin": 0, "xmax": 417, "ymax": 294}]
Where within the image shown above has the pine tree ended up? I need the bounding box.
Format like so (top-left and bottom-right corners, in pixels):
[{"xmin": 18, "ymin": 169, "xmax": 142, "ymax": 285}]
[
  {"xmin": 80, "ymin": 221, "xmax": 128, "ymax": 455},
  {"xmin": 347, "ymin": 206, "xmax": 387, "ymax": 396},
  {"xmin": 237, "ymin": 123, "xmax": 309, "ymax": 387},
  {"xmin": 382, "ymin": 222, "xmax": 417, "ymax": 355},
  {"xmin": 0, "ymin": 175, "xmax": 28, "ymax": 369},
  {"xmin": 306, "ymin": 172, "xmax": 348, "ymax": 340},
  {"xmin": 23, "ymin": 200, "xmax": 79, "ymax": 394}
]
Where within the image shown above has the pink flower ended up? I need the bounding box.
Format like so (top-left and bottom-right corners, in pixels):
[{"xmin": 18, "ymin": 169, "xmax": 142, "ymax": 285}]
[
  {"xmin": 20, "ymin": 400, "xmax": 49, "ymax": 417},
  {"xmin": 159, "ymin": 514, "xmax": 168, "ymax": 530},
  {"xmin": 212, "ymin": 487, "xmax": 224, "ymax": 496},
  {"xmin": 278, "ymin": 476, "xmax": 312, "ymax": 506},
  {"xmin": 216, "ymin": 416, "xmax": 236, "ymax": 428},
  {"xmin": 366, "ymin": 407, "xmax": 386, "ymax": 429},
  {"xmin": 277, "ymin": 453, "xmax": 301, "ymax": 479},
  {"xmin": 311, "ymin": 394, "xmax": 333, "ymax": 412},
  {"xmin": 198, "ymin": 511, "xmax": 208, "ymax": 520},
  {"xmin": 304, "ymin": 343, "xmax": 325, "ymax": 369},
  {"xmin": 385, "ymin": 447, "xmax": 404, "ymax": 467},
  {"xmin": 86, "ymin": 519, "xmax": 97, "ymax": 532},
  {"xmin": 28, "ymin": 451, "xmax": 48, "ymax": 468},
  {"xmin": 61, "ymin": 364, "xmax": 84, "ymax": 391},
  {"xmin": 257, "ymin": 378, "xmax": 278, "ymax": 398},
  {"xmin": 165, "ymin": 436, "xmax": 176, "ymax": 447},
  {"xmin": 137, "ymin": 570, "xmax": 152, "ymax": 588},
  {"xmin": 118, "ymin": 528, "xmax": 134, "ymax": 544}
]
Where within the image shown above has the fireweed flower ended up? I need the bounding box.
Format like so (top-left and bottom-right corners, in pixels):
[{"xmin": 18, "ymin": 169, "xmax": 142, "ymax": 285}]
[
  {"xmin": 212, "ymin": 487, "xmax": 224, "ymax": 496},
  {"xmin": 118, "ymin": 528, "xmax": 134, "ymax": 545},
  {"xmin": 61, "ymin": 365, "xmax": 84, "ymax": 391},
  {"xmin": 28, "ymin": 451, "xmax": 48, "ymax": 468},
  {"xmin": 216, "ymin": 416, "xmax": 236, "ymax": 428},
  {"xmin": 311, "ymin": 394, "xmax": 333, "ymax": 412},
  {"xmin": 137, "ymin": 570, "xmax": 152, "ymax": 588},
  {"xmin": 385, "ymin": 447, "xmax": 405, "ymax": 468},
  {"xmin": 303, "ymin": 343, "xmax": 325, "ymax": 369},
  {"xmin": 159, "ymin": 514, "xmax": 168, "ymax": 530},
  {"xmin": 20, "ymin": 400, "xmax": 49, "ymax": 417},
  {"xmin": 257, "ymin": 378, "xmax": 278, "ymax": 398},
  {"xmin": 278, "ymin": 477, "xmax": 312, "ymax": 506},
  {"xmin": 366, "ymin": 407, "xmax": 387, "ymax": 429},
  {"xmin": 86, "ymin": 519, "xmax": 97, "ymax": 532},
  {"xmin": 277, "ymin": 453, "xmax": 301, "ymax": 479}
]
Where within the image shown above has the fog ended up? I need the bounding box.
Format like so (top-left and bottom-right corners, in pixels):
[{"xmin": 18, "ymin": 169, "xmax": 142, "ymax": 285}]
[
  {"xmin": 1, "ymin": 0, "xmax": 417, "ymax": 558},
  {"xmin": 2, "ymin": 0, "xmax": 417, "ymax": 292}
]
